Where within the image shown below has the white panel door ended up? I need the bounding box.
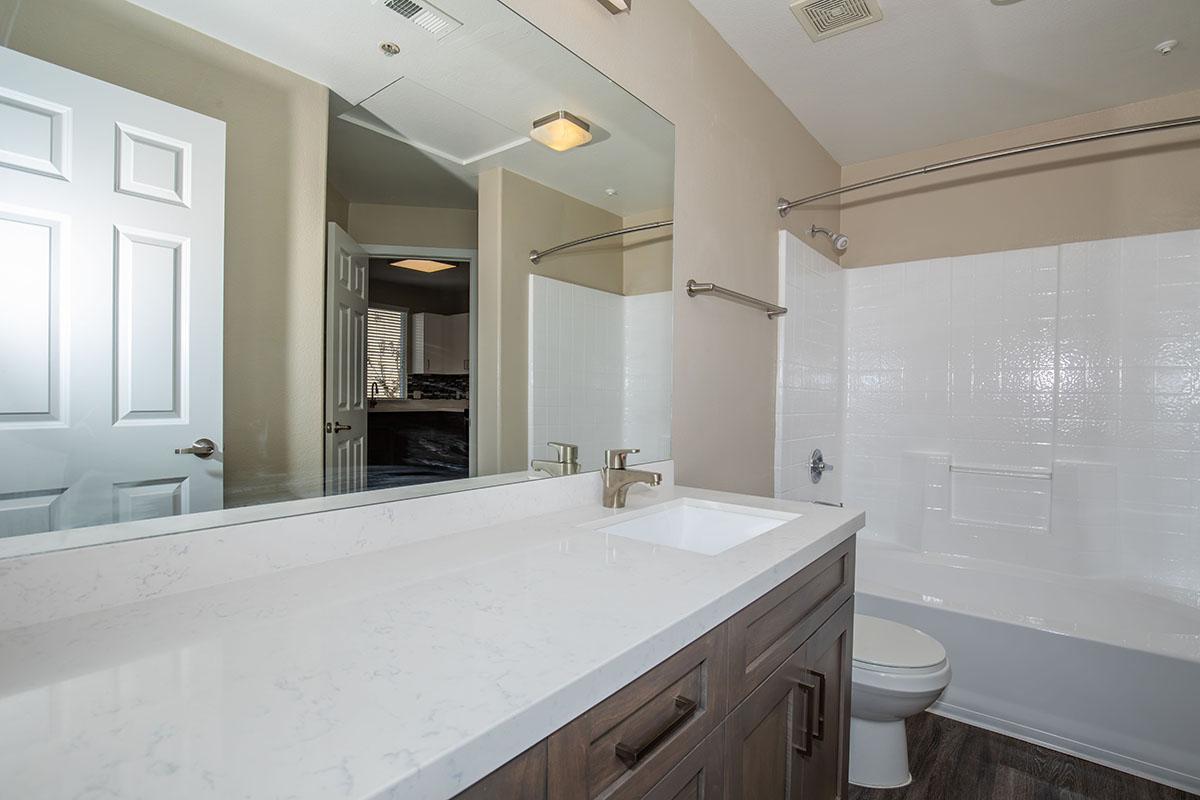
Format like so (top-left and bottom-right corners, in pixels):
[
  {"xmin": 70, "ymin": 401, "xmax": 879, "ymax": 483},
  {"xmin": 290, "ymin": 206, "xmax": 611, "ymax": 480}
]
[
  {"xmin": 0, "ymin": 48, "xmax": 225, "ymax": 538},
  {"xmin": 324, "ymin": 223, "xmax": 368, "ymax": 494}
]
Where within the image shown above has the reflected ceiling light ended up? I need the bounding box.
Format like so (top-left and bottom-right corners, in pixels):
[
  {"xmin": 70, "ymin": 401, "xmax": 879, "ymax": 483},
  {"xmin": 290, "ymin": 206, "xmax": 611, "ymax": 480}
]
[
  {"xmin": 390, "ymin": 259, "xmax": 457, "ymax": 273},
  {"xmin": 596, "ymin": 0, "xmax": 631, "ymax": 12},
  {"xmin": 530, "ymin": 110, "xmax": 593, "ymax": 152}
]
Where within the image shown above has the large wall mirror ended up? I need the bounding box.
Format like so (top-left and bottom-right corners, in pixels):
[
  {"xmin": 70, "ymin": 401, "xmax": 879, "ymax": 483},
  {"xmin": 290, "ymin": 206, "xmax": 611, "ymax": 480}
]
[{"xmin": 0, "ymin": 0, "xmax": 674, "ymax": 555}]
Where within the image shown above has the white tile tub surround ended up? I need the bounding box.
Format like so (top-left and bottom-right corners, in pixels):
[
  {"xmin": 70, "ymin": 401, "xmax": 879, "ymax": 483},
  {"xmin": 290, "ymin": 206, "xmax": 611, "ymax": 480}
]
[
  {"xmin": 841, "ymin": 229, "xmax": 1200, "ymax": 595},
  {"xmin": 528, "ymin": 276, "xmax": 673, "ymax": 471},
  {"xmin": 0, "ymin": 460, "xmax": 674, "ymax": 630},
  {"xmin": 774, "ymin": 231, "xmax": 846, "ymax": 504},
  {"xmin": 623, "ymin": 290, "xmax": 674, "ymax": 464}
]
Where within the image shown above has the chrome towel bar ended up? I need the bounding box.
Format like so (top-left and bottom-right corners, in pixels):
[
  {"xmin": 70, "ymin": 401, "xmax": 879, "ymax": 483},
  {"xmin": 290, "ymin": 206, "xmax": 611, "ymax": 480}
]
[
  {"xmin": 530, "ymin": 220, "xmax": 673, "ymax": 264},
  {"xmin": 686, "ymin": 279, "xmax": 787, "ymax": 318}
]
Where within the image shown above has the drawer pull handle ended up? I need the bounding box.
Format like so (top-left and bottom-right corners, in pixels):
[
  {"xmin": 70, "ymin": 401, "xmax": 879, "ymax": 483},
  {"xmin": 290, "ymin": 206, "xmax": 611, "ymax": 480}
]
[
  {"xmin": 809, "ymin": 669, "xmax": 827, "ymax": 741},
  {"xmin": 615, "ymin": 694, "xmax": 698, "ymax": 769},
  {"xmin": 794, "ymin": 678, "xmax": 817, "ymax": 758}
]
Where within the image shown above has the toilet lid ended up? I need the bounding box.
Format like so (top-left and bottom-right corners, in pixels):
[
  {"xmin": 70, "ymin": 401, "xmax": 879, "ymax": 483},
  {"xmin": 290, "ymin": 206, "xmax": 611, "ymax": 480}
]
[{"xmin": 853, "ymin": 614, "xmax": 946, "ymax": 670}]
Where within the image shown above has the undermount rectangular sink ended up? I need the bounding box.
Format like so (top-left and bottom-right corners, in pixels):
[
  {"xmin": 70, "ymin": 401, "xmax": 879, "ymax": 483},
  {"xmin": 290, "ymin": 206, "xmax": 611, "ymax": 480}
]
[{"xmin": 591, "ymin": 499, "xmax": 800, "ymax": 556}]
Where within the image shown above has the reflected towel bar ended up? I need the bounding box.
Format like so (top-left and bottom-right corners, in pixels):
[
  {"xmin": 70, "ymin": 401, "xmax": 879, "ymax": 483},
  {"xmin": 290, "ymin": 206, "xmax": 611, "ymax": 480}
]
[
  {"xmin": 778, "ymin": 114, "xmax": 1200, "ymax": 216},
  {"xmin": 686, "ymin": 279, "xmax": 787, "ymax": 318},
  {"xmin": 950, "ymin": 464, "xmax": 1052, "ymax": 480},
  {"xmin": 530, "ymin": 219, "xmax": 673, "ymax": 264}
]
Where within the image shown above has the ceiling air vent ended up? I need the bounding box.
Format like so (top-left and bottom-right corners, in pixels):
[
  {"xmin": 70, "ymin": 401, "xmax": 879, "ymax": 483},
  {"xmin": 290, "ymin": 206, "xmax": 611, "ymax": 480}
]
[
  {"xmin": 383, "ymin": 0, "xmax": 463, "ymax": 38},
  {"xmin": 790, "ymin": 0, "xmax": 882, "ymax": 42}
]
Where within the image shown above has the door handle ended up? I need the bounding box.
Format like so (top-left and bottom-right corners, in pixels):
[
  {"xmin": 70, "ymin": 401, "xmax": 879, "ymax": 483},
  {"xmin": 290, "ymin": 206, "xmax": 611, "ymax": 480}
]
[
  {"xmin": 325, "ymin": 422, "xmax": 353, "ymax": 433},
  {"xmin": 614, "ymin": 695, "xmax": 698, "ymax": 769},
  {"xmin": 175, "ymin": 437, "xmax": 216, "ymax": 459},
  {"xmin": 809, "ymin": 669, "xmax": 827, "ymax": 741},
  {"xmin": 794, "ymin": 678, "xmax": 817, "ymax": 758}
]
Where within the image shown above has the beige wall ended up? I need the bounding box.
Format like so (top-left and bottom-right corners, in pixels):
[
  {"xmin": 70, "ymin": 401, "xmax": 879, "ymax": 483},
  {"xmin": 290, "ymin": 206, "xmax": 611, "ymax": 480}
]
[
  {"xmin": 501, "ymin": 0, "xmax": 841, "ymax": 495},
  {"xmin": 348, "ymin": 203, "xmax": 478, "ymax": 249},
  {"xmin": 840, "ymin": 89, "xmax": 1200, "ymax": 268},
  {"xmin": 622, "ymin": 208, "xmax": 674, "ymax": 296},
  {"xmin": 326, "ymin": 183, "xmax": 350, "ymax": 231},
  {"xmin": 3, "ymin": 0, "xmax": 329, "ymax": 506},
  {"xmin": 476, "ymin": 169, "xmax": 625, "ymax": 473}
]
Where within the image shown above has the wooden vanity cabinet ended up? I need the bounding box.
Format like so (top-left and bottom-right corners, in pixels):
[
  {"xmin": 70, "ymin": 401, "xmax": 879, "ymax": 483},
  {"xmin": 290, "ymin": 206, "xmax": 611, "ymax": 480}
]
[
  {"xmin": 726, "ymin": 600, "xmax": 853, "ymax": 800},
  {"xmin": 452, "ymin": 538, "xmax": 855, "ymax": 800}
]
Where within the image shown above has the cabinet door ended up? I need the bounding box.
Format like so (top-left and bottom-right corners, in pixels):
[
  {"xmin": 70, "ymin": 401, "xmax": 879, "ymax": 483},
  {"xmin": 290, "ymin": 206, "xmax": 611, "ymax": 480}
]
[
  {"xmin": 797, "ymin": 600, "xmax": 854, "ymax": 800},
  {"xmin": 724, "ymin": 643, "xmax": 809, "ymax": 799},
  {"xmin": 643, "ymin": 725, "xmax": 725, "ymax": 800}
]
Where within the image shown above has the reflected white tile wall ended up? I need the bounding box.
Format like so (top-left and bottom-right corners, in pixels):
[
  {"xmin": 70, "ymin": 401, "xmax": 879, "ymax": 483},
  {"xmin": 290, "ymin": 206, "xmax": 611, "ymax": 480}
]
[
  {"xmin": 528, "ymin": 277, "xmax": 672, "ymax": 471},
  {"xmin": 623, "ymin": 291, "xmax": 673, "ymax": 464},
  {"xmin": 838, "ymin": 229, "xmax": 1200, "ymax": 594},
  {"xmin": 774, "ymin": 231, "xmax": 845, "ymax": 504}
]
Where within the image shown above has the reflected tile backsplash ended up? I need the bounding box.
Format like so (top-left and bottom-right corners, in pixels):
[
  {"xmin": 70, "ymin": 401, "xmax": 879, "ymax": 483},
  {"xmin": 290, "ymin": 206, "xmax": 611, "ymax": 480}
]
[{"xmin": 408, "ymin": 374, "xmax": 470, "ymax": 399}]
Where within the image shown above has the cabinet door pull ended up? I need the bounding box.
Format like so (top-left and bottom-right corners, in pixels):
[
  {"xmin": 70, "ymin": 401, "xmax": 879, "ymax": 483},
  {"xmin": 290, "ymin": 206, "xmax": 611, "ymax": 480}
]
[
  {"xmin": 614, "ymin": 694, "xmax": 697, "ymax": 769},
  {"xmin": 794, "ymin": 678, "xmax": 817, "ymax": 758},
  {"xmin": 809, "ymin": 669, "xmax": 827, "ymax": 741}
]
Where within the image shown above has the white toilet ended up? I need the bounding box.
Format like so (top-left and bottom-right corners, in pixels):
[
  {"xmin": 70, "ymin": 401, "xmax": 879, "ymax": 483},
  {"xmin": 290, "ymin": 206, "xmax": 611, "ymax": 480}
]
[{"xmin": 849, "ymin": 614, "xmax": 951, "ymax": 789}]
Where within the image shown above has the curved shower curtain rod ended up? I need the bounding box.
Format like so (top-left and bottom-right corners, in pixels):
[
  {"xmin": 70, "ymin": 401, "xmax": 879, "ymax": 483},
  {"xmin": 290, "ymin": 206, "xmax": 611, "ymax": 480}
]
[
  {"xmin": 777, "ymin": 114, "xmax": 1200, "ymax": 216},
  {"xmin": 530, "ymin": 219, "xmax": 673, "ymax": 264}
]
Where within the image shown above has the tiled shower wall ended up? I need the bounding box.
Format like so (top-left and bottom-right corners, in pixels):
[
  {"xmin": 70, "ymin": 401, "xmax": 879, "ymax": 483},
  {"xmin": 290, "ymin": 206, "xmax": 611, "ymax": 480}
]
[
  {"xmin": 775, "ymin": 231, "xmax": 845, "ymax": 504},
  {"xmin": 528, "ymin": 276, "xmax": 673, "ymax": 471},
  {"xmin": 839, "ymin": 229, "xmax": 1200, "ymax": 594}
]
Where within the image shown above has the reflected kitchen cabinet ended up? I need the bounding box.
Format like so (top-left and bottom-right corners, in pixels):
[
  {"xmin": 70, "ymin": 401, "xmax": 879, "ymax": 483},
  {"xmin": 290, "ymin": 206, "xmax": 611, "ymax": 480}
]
[{"xmin": 413, "ymin": 312, "xmax": 470, "ymax": 375}]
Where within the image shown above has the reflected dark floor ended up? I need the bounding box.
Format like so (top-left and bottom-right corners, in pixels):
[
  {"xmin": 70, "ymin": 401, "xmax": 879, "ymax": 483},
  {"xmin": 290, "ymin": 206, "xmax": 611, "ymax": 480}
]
[{"xmin": 849, "ymin": 714, "xmax": 1197, "ymax": 800}]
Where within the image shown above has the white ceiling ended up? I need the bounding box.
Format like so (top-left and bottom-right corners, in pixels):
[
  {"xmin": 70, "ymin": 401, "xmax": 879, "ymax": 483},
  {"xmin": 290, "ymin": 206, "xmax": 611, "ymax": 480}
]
[
  {"xmin": 688, "ymin": 0, "xmax": 1200, "ymax": 164},
  {"xmin": 126, "ymin": 0, "xmax": 674, "ymax": 215}
]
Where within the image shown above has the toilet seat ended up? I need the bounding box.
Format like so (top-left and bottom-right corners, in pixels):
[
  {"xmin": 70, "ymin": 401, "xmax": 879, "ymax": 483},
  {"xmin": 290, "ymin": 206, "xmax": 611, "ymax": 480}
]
[{"xmin": 853, "ymin": 614, "xmax": 946, "ymax": 671}]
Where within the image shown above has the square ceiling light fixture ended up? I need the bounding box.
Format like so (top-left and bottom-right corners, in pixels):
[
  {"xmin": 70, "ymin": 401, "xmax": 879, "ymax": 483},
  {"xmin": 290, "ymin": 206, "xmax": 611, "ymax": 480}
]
[
  {"xmin": 530, "ymin": 111, "xmax": 593, "ymax": 152},
  {"xmin": 390, "ymin": 259, "xmax": 457, "ymax": 273},
  {"xmin": 596, "ymin": 0, "xmax": 631, "ymax": 12}
]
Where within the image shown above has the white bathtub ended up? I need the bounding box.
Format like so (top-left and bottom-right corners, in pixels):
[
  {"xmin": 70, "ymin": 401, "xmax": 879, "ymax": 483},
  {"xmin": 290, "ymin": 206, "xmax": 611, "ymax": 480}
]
[{"xmin": 855, "ymin": 539, "xmax": 1200, "ymax": 794}]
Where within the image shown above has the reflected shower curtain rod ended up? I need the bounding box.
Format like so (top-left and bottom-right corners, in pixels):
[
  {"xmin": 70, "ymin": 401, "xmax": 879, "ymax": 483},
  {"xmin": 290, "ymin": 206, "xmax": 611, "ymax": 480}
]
[
  {"xmin": 777, "ymin": 114, "xmax": 1200, "ymax": 216},
  {"xmin": 530, "ymin": 219, "xmax": 673, "ymax": 264}
]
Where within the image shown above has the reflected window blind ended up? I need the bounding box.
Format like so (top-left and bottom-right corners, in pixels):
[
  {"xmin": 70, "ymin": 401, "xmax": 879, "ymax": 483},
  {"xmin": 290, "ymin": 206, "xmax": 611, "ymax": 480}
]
[{"xmin": 367, "ymin": 307, "xmax": 408, "ymax": 399}]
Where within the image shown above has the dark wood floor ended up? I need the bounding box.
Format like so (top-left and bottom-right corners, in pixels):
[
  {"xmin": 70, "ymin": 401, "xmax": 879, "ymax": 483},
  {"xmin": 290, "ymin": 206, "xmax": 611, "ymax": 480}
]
[{"xmin": 848, "ymin": 714, "xmax": 1197, "ymax": 800}]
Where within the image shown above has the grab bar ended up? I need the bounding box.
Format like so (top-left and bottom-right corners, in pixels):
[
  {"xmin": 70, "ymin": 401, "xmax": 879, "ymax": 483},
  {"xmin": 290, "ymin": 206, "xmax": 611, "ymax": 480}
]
[
  {"xmin": 685, "ymin": 279, "xmax": 787, "ymax": 318},
  {"xmin": 949, "ymin": 464, "xmax": 1052, "ymax": 480}
]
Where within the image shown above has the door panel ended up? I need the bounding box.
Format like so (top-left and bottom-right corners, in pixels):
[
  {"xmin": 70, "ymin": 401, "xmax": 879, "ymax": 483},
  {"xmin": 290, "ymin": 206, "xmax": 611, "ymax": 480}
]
[
  {"xmin": 0, "ymin": 47, "xmax": 225, "ymax": 538},
  {"xmin": 324, "ymin": 223, "xmax": 369, "ymax": 494},
  {"xmin": 114, "ymin": 227, "xmax": 188, "ymax": 423},
  {"xmin": 797, "ymin": 601, "xmax": 854, "ymax": 800},
  {"xmin": 725, "ymin": 644, "xmax": 808, "ymax": 799},
  {"xmin": 0, "ymin": 207, "xmax": 64, "ymax": 421}
]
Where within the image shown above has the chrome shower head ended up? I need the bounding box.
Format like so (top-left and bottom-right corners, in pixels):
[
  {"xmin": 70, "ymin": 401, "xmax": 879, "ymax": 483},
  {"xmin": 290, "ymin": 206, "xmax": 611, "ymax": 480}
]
[{"xmin": 810, "ymin": 225, "xmax": 849, "ymax": 252}]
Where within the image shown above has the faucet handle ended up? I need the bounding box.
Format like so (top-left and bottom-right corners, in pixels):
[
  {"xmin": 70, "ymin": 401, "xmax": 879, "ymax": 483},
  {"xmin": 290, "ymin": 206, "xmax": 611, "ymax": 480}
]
[
  {"xmin": 605, "ymin": 448, "xmax": 640, "ymax": 469},
  {"xmin": 547, "ymin": 442, "xmax": 579, "ymax": 464}
]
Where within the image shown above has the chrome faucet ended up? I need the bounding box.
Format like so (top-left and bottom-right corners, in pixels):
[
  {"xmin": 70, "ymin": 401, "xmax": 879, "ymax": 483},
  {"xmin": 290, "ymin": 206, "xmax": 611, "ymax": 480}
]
[
  {"xmin": 531, "ymin": 442, "xmax": 582, "ymax": 477},
  {"xmin": 602, "ymin": 448, "xmax": 662, "ymax": 508}
]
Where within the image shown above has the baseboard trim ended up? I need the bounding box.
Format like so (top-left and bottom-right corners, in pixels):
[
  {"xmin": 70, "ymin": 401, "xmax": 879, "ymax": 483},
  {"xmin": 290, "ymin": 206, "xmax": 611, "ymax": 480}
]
[{"xmin": 928, "ymin": 701, "xmax": 1200, "ymax": 796}]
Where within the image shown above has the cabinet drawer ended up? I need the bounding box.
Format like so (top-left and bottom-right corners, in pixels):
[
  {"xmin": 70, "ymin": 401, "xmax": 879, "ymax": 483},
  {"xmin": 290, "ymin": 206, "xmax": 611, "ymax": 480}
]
[
  {"xmin": 643, "ymin": 724, "xmax": 725, "ymax": 800},
  {"xmin": 727, "ymin": 538, "xmax": 854, "ymax": 704},
  {"xmin": 548, "ymin": 626, "xmax": 728, "ymax": 800}
]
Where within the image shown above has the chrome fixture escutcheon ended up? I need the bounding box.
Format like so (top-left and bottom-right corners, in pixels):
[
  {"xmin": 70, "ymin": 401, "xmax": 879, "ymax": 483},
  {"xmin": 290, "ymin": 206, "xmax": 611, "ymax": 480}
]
[{"xmin": 810, "ymin": 448, "xmax": 834, "ymax": 484}]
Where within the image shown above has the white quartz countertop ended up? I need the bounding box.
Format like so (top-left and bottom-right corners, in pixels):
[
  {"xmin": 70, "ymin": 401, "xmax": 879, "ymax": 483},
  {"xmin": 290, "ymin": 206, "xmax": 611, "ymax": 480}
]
[{"xmin": 0, "ymin": 486, "xmax": 863, "ymax": 800}]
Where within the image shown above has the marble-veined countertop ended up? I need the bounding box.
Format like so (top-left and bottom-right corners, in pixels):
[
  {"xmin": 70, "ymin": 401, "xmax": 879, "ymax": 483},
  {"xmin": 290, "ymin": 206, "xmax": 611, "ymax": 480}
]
[{"xmin": 0, "ymin": 486, "xmax": 862, "ymax": 800}]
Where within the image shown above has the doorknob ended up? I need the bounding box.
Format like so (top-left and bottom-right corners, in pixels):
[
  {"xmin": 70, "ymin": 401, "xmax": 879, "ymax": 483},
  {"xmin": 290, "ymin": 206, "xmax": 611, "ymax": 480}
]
[
  {"xmin": 325, "ymin": 421, "xmax": 353, "ymax": 433},
  {"xmin": 175, "ymin": 437, "xmax": 217, "ymax": 459}
]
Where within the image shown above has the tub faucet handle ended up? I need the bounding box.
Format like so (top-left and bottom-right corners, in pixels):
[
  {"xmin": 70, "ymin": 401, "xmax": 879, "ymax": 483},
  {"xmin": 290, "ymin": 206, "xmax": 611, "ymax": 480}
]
[{"xmin": 810, "ymin": 449, "xmax": 833, "ymax": 483}]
